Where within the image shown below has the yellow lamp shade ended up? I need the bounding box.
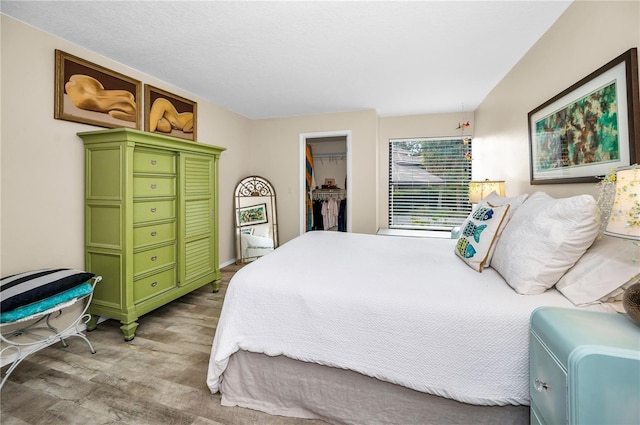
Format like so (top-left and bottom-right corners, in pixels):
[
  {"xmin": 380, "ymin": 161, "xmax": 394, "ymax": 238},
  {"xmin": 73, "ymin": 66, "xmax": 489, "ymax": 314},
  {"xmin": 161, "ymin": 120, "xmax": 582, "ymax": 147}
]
[{"xmin": 469, "ymin": 180, "xmax": 505, "ymax": 204}]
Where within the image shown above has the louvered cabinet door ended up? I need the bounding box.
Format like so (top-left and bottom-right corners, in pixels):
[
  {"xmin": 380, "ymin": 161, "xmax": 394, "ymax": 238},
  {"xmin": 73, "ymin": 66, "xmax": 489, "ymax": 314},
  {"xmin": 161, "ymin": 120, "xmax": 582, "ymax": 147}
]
[{"xmin": 179, "ymin": 153, "xmax": 218, "ymax": 287}]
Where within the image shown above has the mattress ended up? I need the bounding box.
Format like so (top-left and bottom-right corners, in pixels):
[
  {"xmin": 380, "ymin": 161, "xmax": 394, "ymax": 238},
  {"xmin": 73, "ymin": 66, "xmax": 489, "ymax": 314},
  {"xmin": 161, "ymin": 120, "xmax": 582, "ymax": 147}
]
[{"xmin": 207, "ymin": 231, "xmax": 580, "ymax": 406}]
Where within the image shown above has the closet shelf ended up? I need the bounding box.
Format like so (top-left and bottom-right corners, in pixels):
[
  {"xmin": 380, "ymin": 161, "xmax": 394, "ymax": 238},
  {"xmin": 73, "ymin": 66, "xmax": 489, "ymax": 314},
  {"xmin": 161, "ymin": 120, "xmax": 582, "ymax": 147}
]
[
  {"xmin": 311, "ymin": 188, "xmax": 346, "ymax": 200},
  {"xmin": 312, "ymin": 152, "xmax": 346, "ymax": 159}
]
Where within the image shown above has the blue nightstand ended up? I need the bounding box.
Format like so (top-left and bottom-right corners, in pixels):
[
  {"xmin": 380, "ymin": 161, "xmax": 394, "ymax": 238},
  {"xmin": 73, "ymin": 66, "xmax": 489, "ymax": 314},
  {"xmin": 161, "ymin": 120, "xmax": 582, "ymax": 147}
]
[{"xmin": 530, "ymin": 307, "xmax": 640, "ymax": 425}]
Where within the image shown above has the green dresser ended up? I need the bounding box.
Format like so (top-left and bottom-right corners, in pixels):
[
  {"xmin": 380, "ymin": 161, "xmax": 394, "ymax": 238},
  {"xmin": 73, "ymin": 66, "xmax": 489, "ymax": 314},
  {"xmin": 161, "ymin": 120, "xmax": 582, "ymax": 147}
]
[{"xmin": 79, "ymin": 128, "xmax": 225, "ymax": 341}]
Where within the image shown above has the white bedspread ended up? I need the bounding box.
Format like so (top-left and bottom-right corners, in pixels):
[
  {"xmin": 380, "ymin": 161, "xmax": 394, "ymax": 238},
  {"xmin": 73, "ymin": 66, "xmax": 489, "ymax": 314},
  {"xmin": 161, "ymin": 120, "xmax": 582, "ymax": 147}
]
[{"xmin": 207, "ymin": 231, "xmax": 583, "ymax": 406}]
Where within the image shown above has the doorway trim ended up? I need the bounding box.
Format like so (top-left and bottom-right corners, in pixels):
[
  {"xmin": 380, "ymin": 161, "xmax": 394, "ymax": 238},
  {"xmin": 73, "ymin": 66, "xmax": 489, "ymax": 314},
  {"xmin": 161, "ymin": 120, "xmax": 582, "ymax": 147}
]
[{"xmin": 299, "ymin": 130, "xmax": 352, "ymax": 235}]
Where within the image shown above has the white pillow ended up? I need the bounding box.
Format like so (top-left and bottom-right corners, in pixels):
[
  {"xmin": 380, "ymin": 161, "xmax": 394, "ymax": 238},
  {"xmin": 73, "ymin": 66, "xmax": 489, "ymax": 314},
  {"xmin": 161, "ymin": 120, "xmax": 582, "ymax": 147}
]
[
  {"xmin": 455, "ymin": 202, "xmax": 510, "ymax": 272},
  {"xmin": 482, "ymin": 191, "xmax": 529, "ymax": 223},
  {"xmin": 556, "ymin": 235, "xmax": 640, "ymax": 306},
  {"xmin": 241, "ymin": 233, "xmax": 274, "ymax": 249},
  {"xmin": 491, "ymin": 192, "xmax": 600, "ymax": 295},
  {"xmin": 481, "ymin": 191, "xmax": 529, "ymax": 266}
]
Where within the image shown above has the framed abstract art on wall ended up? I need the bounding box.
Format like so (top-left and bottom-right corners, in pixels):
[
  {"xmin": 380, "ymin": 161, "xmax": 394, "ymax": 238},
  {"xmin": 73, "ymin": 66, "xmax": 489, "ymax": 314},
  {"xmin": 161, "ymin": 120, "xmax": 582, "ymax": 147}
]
[{"xmin": 528, "ymin": 48, "xmax": 639, "ymax": 184}]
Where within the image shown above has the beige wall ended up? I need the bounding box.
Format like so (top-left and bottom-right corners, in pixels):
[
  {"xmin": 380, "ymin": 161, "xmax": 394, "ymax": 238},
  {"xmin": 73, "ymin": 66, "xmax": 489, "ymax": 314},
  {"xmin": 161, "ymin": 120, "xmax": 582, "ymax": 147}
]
[
  {"xmin": 377, "ymin": 1, "xmax": 640, "ymax": 230},
  {"xmin": 249, "ymin": 110, "xmax": 378, "ymax": 243},
  {"xmin": 377, "ymin": 111, "xmax": 475, "ymax": 228},
  {"xmin": 2, "ymin": 1, "xmax": 639, "ymax": 274},
  {"xmin": 0, "ymin": 15, "xmax": 252, "ymax": 275},
  {"xmin": 473, "ymin": 0, "xmax": 640, "ymax": 200}
]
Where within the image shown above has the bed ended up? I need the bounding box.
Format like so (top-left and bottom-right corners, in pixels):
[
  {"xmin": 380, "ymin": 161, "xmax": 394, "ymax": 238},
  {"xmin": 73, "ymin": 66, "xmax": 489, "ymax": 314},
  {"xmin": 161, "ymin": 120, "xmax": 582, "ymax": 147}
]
[{"xmin": 207, "ymin": 191, "xmax": 636, "ymax": 424}]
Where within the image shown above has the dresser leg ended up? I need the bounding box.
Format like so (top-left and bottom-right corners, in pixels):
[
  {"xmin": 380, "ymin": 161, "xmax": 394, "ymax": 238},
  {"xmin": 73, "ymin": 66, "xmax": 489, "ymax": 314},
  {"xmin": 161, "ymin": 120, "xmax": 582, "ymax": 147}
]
[
  {"xmin": 210, "ymin": 278, "xmax": 221, "ymax": 293},
  {"xmin": 86, "ymin": 314, "xmax": 100, "ymax": 331},
  {"xmin": 120, "ymin": 321, "xmax": 139, "ymax": 341}
]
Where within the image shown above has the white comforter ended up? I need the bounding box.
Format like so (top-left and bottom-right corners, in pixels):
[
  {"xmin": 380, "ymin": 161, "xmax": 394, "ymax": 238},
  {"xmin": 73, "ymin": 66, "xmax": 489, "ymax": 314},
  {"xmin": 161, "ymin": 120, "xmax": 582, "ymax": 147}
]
[{"xmin": 207, "ymin": 231, "xmax": 581, "ymax": 406}]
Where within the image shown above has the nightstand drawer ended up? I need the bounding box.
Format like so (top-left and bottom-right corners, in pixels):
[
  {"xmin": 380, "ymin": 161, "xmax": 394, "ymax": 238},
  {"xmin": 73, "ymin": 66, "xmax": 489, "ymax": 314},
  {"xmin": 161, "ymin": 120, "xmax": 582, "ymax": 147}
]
[
  {"xmin": 133, "ymin": 176, "xmax": 175, "ymax": 197},
  {"xmin": 133, "ymin": 150, "xmax": 175, "ymax": 174},
  {"xmin": 530, "ymin": 332, "xmax": 567, "ymax": 425}
]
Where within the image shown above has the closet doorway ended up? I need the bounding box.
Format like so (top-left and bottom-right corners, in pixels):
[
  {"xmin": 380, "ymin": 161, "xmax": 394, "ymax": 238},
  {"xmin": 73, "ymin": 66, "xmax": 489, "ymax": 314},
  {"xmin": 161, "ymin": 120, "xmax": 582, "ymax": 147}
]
[{"xmin": 299, "ymin": 131, "xmax": 352, "ymax": 235}]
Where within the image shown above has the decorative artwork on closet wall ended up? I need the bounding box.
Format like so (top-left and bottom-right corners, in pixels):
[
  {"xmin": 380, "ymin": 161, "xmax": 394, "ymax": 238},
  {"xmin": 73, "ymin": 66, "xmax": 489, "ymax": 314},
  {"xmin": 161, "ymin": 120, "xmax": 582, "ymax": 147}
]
[
  {"xmin": 145, "ymin": 84, "xmax": 197, "ymax": 141},
  {"xmin": 54, "ymin": 50, "xmax": 142, "ymax": 129},
  {"xmin": 237, "ymin": 203, "xmax": 268, "ymax": 227},
  {"xmin": 528, "ymin": 48, "xmax": 639, "ymax": 184}
]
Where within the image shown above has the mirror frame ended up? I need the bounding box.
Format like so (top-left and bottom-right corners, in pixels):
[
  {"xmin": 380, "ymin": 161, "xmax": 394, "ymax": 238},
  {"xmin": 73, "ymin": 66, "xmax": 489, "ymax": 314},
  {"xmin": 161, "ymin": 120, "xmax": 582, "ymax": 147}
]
[{"xmin": 234, "ymin": 175, "xmax": 279, "ymax": 264}]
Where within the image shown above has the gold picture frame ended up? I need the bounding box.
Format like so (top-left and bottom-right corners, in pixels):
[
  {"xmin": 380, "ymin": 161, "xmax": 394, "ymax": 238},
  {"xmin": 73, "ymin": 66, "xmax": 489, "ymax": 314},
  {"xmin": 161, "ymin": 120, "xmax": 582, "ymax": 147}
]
[
  {"xmin": 145, "ymin": 84, "xmax": 197, "ymax": 141},
  {"xmin": 54, "ymin": 49, "xmax": 142, "ymax": 129}
]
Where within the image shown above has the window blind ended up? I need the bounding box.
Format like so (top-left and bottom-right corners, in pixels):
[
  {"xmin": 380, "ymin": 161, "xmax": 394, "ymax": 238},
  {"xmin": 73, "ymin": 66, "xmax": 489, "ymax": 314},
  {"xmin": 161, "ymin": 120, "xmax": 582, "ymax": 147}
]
[{"xmin": 389, "ymin": 137, "xmax": 472, "ymax": 231}]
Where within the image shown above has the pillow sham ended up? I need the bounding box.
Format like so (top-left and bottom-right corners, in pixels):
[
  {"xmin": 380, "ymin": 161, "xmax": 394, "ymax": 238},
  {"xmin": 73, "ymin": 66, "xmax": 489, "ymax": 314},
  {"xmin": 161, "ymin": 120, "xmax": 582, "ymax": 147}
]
[
  {"xmin": 491, "ymin": 192, "xmax": 600, "ymax": 295},
  {"xmin": 455, "ymin": 202, "xmax": 510, "ymax": 272},
  {"xmin": 0, "ymin": 268, "xmax": 95, "ymax": 312},
  {"xmin": 482, "ymin": 191, "xmax": 529, "ymax": 223},
  {"xmin": 556, "ymin": 235, "xmax": 639, "ymax": 306},
  {"xmin": 480, "ymin": 191, "xmax": 529, "ymax": 267}
]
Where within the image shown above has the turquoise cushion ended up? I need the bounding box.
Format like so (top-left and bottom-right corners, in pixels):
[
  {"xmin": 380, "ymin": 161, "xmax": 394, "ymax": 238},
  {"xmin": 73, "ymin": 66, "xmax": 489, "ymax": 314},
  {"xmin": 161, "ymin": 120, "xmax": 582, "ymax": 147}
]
[
  {"xmin": 0, "ymin": 282, "xmax": 93, "ymax": 323},
  {"xmin": 1, "ymin": 269, "xmax": 94, "ymax": 311}
]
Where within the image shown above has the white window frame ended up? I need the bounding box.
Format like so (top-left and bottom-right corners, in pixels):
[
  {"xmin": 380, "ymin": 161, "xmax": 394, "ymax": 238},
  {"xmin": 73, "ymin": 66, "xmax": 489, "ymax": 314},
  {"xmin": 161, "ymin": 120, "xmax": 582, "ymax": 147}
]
[{"xmin": 388, "ymin": 137, "xmax": 472, "ymax": 232}]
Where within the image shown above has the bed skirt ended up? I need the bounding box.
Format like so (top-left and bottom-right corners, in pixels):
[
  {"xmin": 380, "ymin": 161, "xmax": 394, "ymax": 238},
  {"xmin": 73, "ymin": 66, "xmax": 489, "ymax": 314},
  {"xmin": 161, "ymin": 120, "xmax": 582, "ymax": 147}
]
[{"xmin": 219, "ymin": 350, "xmax": 529, "ymax": 425}]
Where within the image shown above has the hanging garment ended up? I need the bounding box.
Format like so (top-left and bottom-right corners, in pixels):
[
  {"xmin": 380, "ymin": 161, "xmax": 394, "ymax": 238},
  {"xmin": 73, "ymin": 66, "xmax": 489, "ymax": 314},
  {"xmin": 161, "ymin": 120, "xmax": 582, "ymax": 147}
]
[
  {"xmin": 322, "ymin": 198, "xmax": 339, "ymax": 230},
  {"xmin": 328, "ymin": 198, "xmax": 339, "ymax": 229},
  {"xmin": 321, "ymin": 200, "xmax": 329, "ymax": 230},
  {"xmin": 313, "ymin": 200, "xmax": 324, "ymax": 231},
  {"xmin": 338, "ymin": 199, "xmax": 347, "ymax": 232},
  {"xmin": 305, "ymin": 144, "xmax": 314, "ymax": 232}
]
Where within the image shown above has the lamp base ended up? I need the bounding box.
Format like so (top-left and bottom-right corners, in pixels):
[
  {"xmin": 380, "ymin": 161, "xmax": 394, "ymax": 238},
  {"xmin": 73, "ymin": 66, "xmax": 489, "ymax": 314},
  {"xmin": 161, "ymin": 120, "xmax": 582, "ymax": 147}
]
[{"xmin": 623, "ymin": 281, "xmax": 640, "ymax": 326}]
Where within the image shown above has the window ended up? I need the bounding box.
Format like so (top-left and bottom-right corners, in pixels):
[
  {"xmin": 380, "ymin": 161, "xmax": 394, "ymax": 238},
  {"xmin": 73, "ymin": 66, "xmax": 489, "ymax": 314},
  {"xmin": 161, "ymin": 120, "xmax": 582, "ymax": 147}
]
[{"xmin": 389, "ymin": 137, "xmax": 472, "ymax": 231}]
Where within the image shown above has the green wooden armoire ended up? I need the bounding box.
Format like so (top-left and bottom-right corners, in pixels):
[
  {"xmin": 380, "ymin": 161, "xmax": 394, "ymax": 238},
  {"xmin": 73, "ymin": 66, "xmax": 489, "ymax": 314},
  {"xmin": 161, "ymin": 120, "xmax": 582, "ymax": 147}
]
[{"xmin": 78, "ymin": 128, "xmax": 226, "ymax": 341}]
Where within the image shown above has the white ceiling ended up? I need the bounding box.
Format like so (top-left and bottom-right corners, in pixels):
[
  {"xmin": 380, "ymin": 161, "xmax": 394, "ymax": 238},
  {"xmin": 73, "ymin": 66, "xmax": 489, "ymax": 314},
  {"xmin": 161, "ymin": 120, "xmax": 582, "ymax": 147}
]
[{"xmin": 1, "ymin": 1, "xmax": 573, "ymax": 119}]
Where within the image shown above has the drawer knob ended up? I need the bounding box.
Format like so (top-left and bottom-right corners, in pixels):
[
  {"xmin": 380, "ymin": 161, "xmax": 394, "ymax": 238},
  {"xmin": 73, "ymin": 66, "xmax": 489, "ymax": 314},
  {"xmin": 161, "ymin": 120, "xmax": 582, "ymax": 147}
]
[
  {"xmin": 150, "ymin": 231, "xmax": 157, "ymax": 237},
  {"xmin": 534, "ymin": 378, "xmax": 549, "ymax": 392},
  {"xmin": 151, "ymin": 256, "xmax": 158, "ymax": 261},
  {"xmin": 151, "ymin": 160, "xmax": 157, "ymax": 165},
  {"xmin": 151, "ymin": 184, "xmax": 157, "ymax": 189},
  {"xmin": 150, "ymin": 281, "xmax": 158, "ymax": 287},
  {"xmin": 150, "ymin": 208, "xmax": 157, "ymax": 213}
]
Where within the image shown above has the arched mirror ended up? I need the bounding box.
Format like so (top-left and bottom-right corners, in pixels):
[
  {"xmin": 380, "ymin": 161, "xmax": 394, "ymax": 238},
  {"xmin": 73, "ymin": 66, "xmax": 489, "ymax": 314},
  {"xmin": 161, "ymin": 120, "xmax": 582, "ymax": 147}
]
[{"xmin": 234, "ymin": 176, "xmax": 279, "ymax": 264}]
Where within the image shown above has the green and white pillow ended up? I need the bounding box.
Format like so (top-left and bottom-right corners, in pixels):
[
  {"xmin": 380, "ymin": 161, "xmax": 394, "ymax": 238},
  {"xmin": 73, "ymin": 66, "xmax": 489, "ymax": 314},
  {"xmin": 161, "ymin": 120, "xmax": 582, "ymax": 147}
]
[{"xmin": 455, "ymin": 202, "xmax": 510, "ymax": 272}]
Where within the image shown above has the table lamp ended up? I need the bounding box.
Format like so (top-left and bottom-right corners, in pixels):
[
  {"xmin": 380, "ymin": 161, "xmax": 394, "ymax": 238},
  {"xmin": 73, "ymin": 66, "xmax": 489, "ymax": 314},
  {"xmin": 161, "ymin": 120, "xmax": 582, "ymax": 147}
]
[
  {"xmin": 468, "ymin": 180, "xmax": 505, "ymax": 204},
  {"xmin": 604, "ymin": 165, "xmax": 640, "ymax": 325}
]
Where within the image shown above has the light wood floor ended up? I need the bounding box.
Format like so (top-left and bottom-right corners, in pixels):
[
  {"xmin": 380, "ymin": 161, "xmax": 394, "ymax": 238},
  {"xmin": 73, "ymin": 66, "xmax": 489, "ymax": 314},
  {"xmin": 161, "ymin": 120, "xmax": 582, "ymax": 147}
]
[{"xmin": 0, "ymin": 264, "xmax": 327, "ymax": 425}]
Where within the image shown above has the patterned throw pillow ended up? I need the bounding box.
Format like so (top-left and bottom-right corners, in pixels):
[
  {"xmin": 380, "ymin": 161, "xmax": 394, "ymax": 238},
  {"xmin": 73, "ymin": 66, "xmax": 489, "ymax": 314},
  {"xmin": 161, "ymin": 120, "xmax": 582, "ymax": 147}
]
[{"xmin": 455, "ymin": 202, "xmax": 510, "ymax": 272}]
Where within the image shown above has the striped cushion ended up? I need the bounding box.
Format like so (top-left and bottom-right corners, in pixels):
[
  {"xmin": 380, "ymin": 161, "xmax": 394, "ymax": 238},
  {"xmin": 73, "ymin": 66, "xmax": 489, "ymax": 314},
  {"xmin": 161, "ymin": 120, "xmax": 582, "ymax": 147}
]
[
  {"xmin": 0, "ymin": 269, "xmax": 94, "ymax": 312},
  {"xmin": 0, "ymin": 282, "xmax": 94, "ymax": 323}
]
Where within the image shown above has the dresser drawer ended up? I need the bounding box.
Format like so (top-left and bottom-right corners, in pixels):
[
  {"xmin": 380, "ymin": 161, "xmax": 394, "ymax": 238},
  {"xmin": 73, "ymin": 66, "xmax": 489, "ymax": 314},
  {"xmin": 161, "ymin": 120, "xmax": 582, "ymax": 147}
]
[
  {"xmin": 134, "ymin": 267, "xmax": 176, "ymax": 303},
  {"xmin": 133, "ymin": 150, "xmax": 175, "ymax": 174},
  {"xmin": 133, "ymin": 222, "xmax": 176, "ymax": 248},
  {"xmin": 530, "ymin": 332, "xmax": 567, "ymax": 425},
  {"xmin": 134, "ymin": 176, "xmax": 176, "ymax": 197},
  {"xmin": 133, "ymin": 200, "xmax": 176, "ymax": 224},
  {"xmin": 133, "ymin": 244, "xmax": 176, "ymax": 275}
]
